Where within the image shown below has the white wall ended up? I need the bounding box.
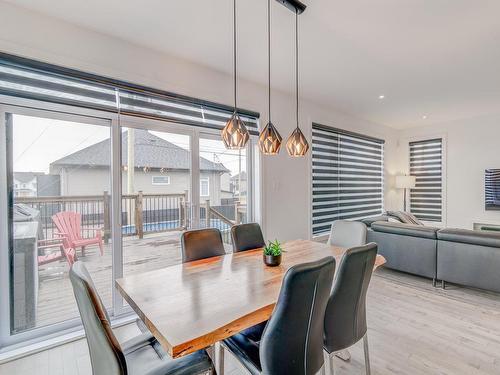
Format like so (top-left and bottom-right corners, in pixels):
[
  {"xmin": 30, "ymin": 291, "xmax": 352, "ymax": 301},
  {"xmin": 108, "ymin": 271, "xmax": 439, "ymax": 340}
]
[
  {"xmin": 396, "ymin": 113, "xmax": 500, "ymax": 229},
  {"xmin": 0, "ymin": 2, "xmax": 400, "ymax": 240}
]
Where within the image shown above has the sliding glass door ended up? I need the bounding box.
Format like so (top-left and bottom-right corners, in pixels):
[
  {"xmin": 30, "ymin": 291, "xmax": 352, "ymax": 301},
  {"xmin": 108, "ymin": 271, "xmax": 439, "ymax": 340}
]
[
  {"xmin": 0, "ymin": 99, "xmax": 256, "ymax": 347},
  {"xmin": 0, "ymin": 103, "xmax": 116, "ymax": 346},
  {"xmin": 119, "ymin": 120, "xmax": 193, "ymax": 278}
]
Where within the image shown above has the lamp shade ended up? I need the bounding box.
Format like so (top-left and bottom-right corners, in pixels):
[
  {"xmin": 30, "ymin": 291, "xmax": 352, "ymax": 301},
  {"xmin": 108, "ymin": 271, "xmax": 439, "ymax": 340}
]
[
  {"xmin": 221, "ymin": 112, "xmax": 250, "ymax": 150},
  {"xmin": 395, "ymin": 175, "xmax": 416, "ymax": 189},
  {"xmin": 259, "ymin": 121, "xmax": 282, "ymax": 155}
]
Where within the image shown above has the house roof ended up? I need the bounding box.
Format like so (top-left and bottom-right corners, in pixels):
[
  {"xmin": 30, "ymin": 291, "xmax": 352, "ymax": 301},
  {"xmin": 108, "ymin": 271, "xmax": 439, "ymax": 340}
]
[
  {"xmin": 51, "ymin": 129, "xmax": 229, "ymax": 173},
  {"xmin": 14, "ymin": 172, "xmax": 40, "ymax": 183},
  {"xmin": 230, "ymin": 171, "xmax": 247, "ymax": 181}
]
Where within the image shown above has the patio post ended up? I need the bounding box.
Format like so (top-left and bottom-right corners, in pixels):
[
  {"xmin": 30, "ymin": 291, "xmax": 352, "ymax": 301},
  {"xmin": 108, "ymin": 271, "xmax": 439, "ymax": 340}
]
[
  {"xmin": 205, "ymin": 200, "xmax": 210, "ymax": 228},
  {"xmin": 135, "ymin": 190, "xmax": 144, "ymax": 239},
  {"xmin": 103, "ymin": 191, "xmax": 110, "ymax": 244}
]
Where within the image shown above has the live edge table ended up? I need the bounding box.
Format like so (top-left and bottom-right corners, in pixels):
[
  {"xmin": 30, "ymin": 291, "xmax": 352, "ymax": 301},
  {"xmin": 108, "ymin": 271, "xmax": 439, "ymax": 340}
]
[{"xmin": 116, "ymin": 239, "xmax": 386, "ymax": 359}]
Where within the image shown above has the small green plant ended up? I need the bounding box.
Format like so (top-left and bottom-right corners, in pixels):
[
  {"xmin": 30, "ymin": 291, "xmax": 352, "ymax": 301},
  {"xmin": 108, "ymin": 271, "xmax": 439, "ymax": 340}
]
[{"xmin": 263, "ymin": 239, "xmax": 282, "ymax": 257}]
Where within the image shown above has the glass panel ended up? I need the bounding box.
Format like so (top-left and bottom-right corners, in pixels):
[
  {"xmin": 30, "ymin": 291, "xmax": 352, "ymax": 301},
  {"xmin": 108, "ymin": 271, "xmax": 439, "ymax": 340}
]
[
  {"xmin": 121, "ymin": 127, "xmax": 191, "ymax": 276},
  {"xmin": 7, "ymin": 113, "xmax": 111, "ymax": 334},
  {"xmin": 198, "ymin": 138, "xmax": 248, "ymax": 247}
]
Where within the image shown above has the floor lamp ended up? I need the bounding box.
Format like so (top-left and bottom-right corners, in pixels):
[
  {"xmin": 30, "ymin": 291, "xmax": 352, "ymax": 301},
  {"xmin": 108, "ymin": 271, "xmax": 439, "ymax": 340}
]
[{"xmin": 396, "ymin": 175, "xmax": 416, "ymax": 212}]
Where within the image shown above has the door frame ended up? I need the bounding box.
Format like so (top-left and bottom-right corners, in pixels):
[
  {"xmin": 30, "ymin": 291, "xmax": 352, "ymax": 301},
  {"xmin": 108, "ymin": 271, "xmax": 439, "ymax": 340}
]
[{"xmin": 0, "ymin": 97, "xmax": 119, "ymax": 348}]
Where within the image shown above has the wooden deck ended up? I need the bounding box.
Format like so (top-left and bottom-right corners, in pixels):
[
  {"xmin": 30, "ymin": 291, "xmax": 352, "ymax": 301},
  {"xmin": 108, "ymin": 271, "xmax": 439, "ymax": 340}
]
[{"xmin": 36, "ymin": 231, "xmax": 208, "ymax": 328}]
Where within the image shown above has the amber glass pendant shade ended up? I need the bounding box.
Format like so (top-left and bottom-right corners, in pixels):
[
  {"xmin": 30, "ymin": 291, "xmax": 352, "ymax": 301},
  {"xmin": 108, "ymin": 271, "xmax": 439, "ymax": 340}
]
[
  {"xmin": 286, "ymin": 127, "xmax": 309, "ymax": 157},
  {"xmin": 259, "ymin": 121, "xmax": 282, "ymax": 155},
  {"xmin": 221, "ymin": 112, "xmax": 250, "ymax": 150}
]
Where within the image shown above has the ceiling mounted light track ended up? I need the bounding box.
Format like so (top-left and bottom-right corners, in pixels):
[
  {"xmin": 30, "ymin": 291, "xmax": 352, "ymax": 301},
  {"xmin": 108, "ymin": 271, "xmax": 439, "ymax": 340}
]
[
  {"xmin": 221, "ymin": 0, "xmax": 250, "ymax": 150},
  {"xmin": 259, "ymin": 0, "xmax": 282, "ymax": 155}
]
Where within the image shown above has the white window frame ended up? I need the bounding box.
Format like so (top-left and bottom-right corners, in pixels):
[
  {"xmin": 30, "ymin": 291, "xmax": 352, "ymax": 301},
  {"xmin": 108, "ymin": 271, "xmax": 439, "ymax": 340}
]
[
  {"xmin": 151, "ymin": 175, "xmax": 170, "ymax": 185},
  {"xmin": 405, "ymin": 133, "xmax": 447, "ymax": 227},
  {"xmin": 200, "ymin": 177, "xmax": 210, "ymax": 197}
]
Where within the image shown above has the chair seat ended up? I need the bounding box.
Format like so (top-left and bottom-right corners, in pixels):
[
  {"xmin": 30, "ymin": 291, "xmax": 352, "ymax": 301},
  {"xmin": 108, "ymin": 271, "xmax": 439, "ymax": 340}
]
[
  {"xmin": 239, "ymin": 321, "xmax": 267, "ymax": 342},
  {"xmin": 123, "ymin": 333, "xmax": 213, "ymax": 375},
  {"xmin": 73, "ymin": 238, "xmax": 100, "ymax": 247},
  {"xmin": 223, "ymin": 333, "xmax": 262, "ymax": 375}
]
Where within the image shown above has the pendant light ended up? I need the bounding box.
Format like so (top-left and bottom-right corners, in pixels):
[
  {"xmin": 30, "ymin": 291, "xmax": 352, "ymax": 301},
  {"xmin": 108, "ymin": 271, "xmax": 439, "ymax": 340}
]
[
  {"xmin": 259, "ymin": 0, "xmax": 282, "ymax": 155},
  {"xmin": 286, "ymin": 9, "xmax": 309, "ymax": 157},
  {"xmin": 222, "ymin": 0, "xmax": 250, "ymax": 150}
]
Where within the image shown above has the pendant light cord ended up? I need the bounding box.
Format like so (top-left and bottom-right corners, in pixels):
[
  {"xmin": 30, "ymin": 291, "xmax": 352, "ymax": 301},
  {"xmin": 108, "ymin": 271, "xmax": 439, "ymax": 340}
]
[
  {"xmin": 233, "ymin": 0, "xmax": 237, "ymax": 111},
  {"xmin": 295, "ymin": 9, "xmax": 299, "ymax": 129},
  {"xmin": 268, "ymin": 0, "xmax": 271, "ymax": 124}
]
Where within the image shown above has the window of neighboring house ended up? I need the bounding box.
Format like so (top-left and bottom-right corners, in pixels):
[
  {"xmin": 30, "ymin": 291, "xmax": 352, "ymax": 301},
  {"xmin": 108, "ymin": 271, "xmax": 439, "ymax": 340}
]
[
  {"xmin": 22, "ymin": 183, "xmax": 26, "ymax": 189},
  {"xmin": 152, "ymin": 175, "xmax": 170, "ymax": 185},
  {"xmin": 409, "ymin": 138, "xmax": 443, "ymax": 222},
  {"xmin": 311, "ymin": 123, "xmax": 385, "ymax": 237},
  {"xmin": 200, "ymin": 178, "xmax": 209, "ymax": 197}
]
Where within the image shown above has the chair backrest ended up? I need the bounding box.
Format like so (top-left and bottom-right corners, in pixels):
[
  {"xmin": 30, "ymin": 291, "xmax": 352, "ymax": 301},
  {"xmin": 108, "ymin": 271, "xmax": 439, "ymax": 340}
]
[
  {"xmin": 69, "ymin": 262, "xmax": 126, "ymax": 375},
  {"xmin": 327, "ymin": 220, "xmax": 367, "ymax": 248},
  {"xmin": 260, "ymin": 256, "xmax": 335, "ymax": 375},
  {"xmin": 323, "ymin": 243, "xmax": 378, "ymax": 353},
  {"xmin": 231, "ymin": 223, "xmax": 265, "ymax": 252},
  {"xmin": 52, "ymin": 211, "xmax": 82, "ymax": 244},
  {"xmin": 181, "ymin": 228, "xmax": 226, "ymax": 262}
]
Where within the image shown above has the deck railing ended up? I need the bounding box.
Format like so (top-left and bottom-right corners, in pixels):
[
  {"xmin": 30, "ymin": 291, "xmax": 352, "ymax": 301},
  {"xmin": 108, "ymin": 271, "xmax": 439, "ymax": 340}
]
[
  {"xmin": 17, "ymin": 192, "xmax": 246, "ymax": 243},
  {"xmin": 17, "ymin": 191, "xmax": 188, "ymax": 240}
]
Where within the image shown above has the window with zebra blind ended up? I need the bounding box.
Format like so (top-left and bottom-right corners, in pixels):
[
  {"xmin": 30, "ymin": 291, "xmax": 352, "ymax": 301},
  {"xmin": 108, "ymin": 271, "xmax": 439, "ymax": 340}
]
[
  {"xmin": 409, "ymin": 138, "xmax": 443, "ymax": 222},
  {"xmin": 311, "ymin": 123, "xmax": 385, "ymax": 236}
]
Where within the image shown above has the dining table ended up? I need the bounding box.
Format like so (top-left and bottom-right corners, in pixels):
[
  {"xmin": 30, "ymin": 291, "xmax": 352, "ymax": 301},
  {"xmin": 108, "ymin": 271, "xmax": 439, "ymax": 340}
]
[{"xmin": 115, "ymin": 239, "xmax": 386, "ymax": 359}]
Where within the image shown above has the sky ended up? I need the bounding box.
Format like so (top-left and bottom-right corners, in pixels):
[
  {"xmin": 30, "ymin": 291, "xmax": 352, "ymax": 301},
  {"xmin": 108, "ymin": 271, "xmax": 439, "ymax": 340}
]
[{"xmin": 12, "ymin": 114, "xmax": 246, "ymax": 176}]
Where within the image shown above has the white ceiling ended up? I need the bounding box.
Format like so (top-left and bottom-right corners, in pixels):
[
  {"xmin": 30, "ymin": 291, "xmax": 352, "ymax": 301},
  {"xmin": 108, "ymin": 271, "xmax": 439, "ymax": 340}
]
[{"xmin": 4, "ymin": 0, "xmax": 500, "ymax": 129}]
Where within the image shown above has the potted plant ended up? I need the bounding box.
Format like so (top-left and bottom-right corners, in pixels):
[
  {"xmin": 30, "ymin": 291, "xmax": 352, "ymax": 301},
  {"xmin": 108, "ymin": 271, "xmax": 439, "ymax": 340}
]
[{"xmin": 263, "ymin": 239, "xmax": 283, "ymax": 267}]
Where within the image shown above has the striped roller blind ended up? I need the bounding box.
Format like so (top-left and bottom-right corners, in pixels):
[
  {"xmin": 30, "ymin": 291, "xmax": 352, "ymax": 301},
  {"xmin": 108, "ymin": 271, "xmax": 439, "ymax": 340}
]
[
  {"xmin": 312, "ymin": 123, "xmax": 385, "ymax": 236},
  {"xmin": 409, "ymin": 138, "xmax": 443, "ymax": 222},
  {"xmin": 0, "ymin": 53, "xmax": 259, "ymax": 134},
  {"xmin": 485, "ymin": 169, "xmax": 500, "ymax": 210}
]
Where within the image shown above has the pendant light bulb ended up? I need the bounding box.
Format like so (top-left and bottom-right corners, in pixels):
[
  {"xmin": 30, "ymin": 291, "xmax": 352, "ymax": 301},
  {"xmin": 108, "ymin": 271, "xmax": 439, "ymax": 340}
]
[
  {"xmin": 259, "ymin": 0, "xmax": 282, "ymax": 155},
  {"xmin": 222, "ymin": 0, "xmax": 249, "ymax": 150},
  {"xmin": 259, "ymin": 121, "xmax": 282, "ymax": 154},
  {"xmin": 222, "ymin": 112, "xmax": 250, "ymax": 149},
  {"xmin": 286, "ymin": 8, "xmax": 309, "ymax": 157}
]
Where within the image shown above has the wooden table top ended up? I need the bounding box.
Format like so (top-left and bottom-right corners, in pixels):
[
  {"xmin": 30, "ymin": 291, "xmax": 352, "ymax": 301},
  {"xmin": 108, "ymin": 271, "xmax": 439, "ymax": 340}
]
[{"xmin": 116, "ymin": 239, "xmax": 386, "ymax": 358}]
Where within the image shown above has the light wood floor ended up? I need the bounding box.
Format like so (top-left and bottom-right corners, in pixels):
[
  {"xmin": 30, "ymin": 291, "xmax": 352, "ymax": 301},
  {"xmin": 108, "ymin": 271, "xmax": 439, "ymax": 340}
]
[{"xmin": 2, "ymin": 267, "xmax": 500, "ymax": 375}]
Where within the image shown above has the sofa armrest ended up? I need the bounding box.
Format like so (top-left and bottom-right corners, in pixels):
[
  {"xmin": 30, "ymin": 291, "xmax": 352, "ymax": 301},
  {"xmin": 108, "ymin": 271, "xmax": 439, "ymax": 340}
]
[
  {"xmin": 371, "ymin": 221, "xmax": 439, "ymax": 239},
  {"xmin": 437, "ymin": 228, "xmax": 500, "ymax": 248}
]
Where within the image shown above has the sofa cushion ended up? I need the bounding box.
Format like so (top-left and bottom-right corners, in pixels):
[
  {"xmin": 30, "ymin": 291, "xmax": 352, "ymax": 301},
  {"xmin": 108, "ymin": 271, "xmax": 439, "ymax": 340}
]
[
  {"xmin": 386, "ymin": 211, "xmax": 424, "ymax": 225},
  {"xmin": 437, "ymin": 228, "xmax": 500, "ymax": 248},
  {"xmin": 371, "ymin": 221, "xmax": 439, "ymax": 239},
  {"xmin": 361, "ymin": 215, "xmax": 390, "ymax": 227}
]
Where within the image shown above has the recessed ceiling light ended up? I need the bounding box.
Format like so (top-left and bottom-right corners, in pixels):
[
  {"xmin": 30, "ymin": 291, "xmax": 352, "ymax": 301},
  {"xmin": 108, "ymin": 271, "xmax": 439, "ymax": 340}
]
[
  {"xmin": 422, "ymin": 115, "xmax": 428, "ymax": 119},
  {"xmin": 378, "ymin": 95, "xmax": 385, "ymax": 100}
]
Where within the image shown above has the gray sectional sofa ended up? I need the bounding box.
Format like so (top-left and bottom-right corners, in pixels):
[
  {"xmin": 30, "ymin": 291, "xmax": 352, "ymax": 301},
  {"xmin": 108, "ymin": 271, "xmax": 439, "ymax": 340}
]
[{"xmin": 365, "ymin": 220, "xmax": 500, "ymax": 293}]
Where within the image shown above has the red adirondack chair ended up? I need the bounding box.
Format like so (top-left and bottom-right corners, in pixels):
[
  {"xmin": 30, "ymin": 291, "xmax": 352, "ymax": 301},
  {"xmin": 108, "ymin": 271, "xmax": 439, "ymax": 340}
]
[
  {"xmin": 37, "ymin": 236, "xmax": 76, "ymax": 266},
  {"xmin": 52, "ymin": 211, "xmax": 104, "ymax": 256}
]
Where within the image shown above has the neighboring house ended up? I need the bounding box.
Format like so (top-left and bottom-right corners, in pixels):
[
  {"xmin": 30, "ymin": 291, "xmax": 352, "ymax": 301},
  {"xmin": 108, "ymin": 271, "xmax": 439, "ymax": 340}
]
[
  {"xmin": 13, "ymin": 172, "xmax": 61, "ymax": 198},
  {"xmin": 13, "ymin": 172, "xmax": 39, "ymax": 197},
  {"xmin": 230, "ymin": 171, "xmax": 247, "ymax": 197},
  {"xmin": 49, "ymin": 129, "xmax": 230, "ymax": 205}
]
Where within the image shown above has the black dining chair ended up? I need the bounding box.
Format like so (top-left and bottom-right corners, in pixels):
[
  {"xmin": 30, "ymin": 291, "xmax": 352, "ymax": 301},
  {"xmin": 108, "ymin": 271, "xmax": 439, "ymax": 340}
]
[
  {"xmin": 219, "ymin": 256, "xmax": 336, "ymax": 375},
  {"xmin": 181, "ymin": 228, "xmax": 225, "ymax": 263},
  {"xmin": 69, "ymin": 261, "xmax": 214, "ymax": 375},
  {"xmin": 231, "ymin": 223, "xmax": 266, "ymax": 252},
  {"xmin": 323, "ymin": 243, "xmax": 378, "ymax": 375}
]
